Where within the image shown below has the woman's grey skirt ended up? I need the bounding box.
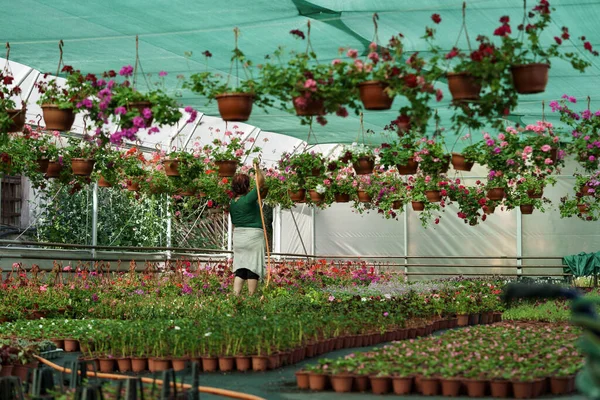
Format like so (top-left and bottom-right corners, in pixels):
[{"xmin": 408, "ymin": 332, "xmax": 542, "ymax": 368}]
[{"xmin": 232, "ymin": 227, "xmax": 265, "ymax": 280}]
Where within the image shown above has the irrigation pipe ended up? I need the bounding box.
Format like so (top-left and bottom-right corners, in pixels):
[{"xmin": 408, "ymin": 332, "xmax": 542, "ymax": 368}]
[{"xmin": 34, "ymin": 355, "xmax": 266, "ymax": 400}]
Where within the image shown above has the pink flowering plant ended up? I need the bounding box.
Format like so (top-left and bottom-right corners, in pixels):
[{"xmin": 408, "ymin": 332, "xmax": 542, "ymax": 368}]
[
  {"xmin": 479, "ymin": 127, "xmax": 522, "ymax": 181},
  {"xmin": 377, "ymin": 130, "xmax": 421, "ymax": 168},
  {"xmin": 263, "ymin": 168, "xmax": 302, "ymax": 209},
  {"xmin": 279, "ymin": 151, "xmax": 325, "ymax": 181},
  {"xmin": 495, "ymin": 0, "xmax": 597, "ymax": 71},
  {"xmin": 203, "ymin": 131, "xmax": 259, "ymax": 163},
  {"xmin": 518, "ymin": 121, "xmax": 564, "ymax": 173},
  {"xmin": 551, "ymin": 95, "xmax": 600, "ymax": 173},
  {"xmin": 328, "ymin": 167, "xmax": 358, "ymax": 196},
  {"xmin": 373, "ymin": 179, "xmax": 407, "ymax": 220},
  {"xmin": 415, "ymin": 137, "xmax": 449, "ymax": 176},
  {"xmin": 407, "ymin": 175, "xmax": 444, "ymax": 227}
]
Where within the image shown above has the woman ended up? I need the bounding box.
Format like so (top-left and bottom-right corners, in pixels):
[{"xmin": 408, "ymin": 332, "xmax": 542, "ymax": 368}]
[{"xmin": 229, "ymin": 165, "xmax": 266, "ymax": 295}]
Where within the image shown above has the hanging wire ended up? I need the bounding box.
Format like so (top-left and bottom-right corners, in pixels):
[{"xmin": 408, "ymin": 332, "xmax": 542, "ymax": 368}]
[
  {"xmin": 55, "ymin": 40, "xmax": 64, "ymax": 77},
  {"xmin": 226, "ymin": 27, "xmax": 242, "ymax": 90},
  {"xmin": 541, "ymin": 100, "xmax": 545, "ymax": 122},
  {"xmin": 132, "ymin": 35, "xmax": 151, "ymax": 90},
  {"xmin": 444, "ymin": 2, "xmax": 473, "ymax": 74},
  {"xmin": 371, "ymin": 13, "xmax": 380, "ymax": 48}
]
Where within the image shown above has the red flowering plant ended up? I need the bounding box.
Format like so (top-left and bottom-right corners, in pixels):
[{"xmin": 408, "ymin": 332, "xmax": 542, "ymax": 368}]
[
  {"xmin": 551, "ymin": 95, "xmax": 600, "ymax": 173},
  {"xmin": 0, "ymin": 70, "xmax": 25, "ymax": 138},
  {"xmin": 376, "ymin": 128, "xmax": 421, "ymax": 169},
  {"xmin": 451, "ymin": 181, "xmax": 490, "ymax": 226},
  {"xmin": 36, "ymin": 65, "xmax": 95, "ymax": 111},
  {"xmin": 479, "ymin": 127, "xmax": 522, "ymax": 190},
  {"xmin": 259, "ymin": 27, "xmax": 360, "ymax": 126},
  {"xmin": 424, "ymin": 12, "xmax": 517, "ymax": 131},
  {"xmin": 415, "ymin": 136, "xmax": 450, "ymax": 176},
  {"xmin": 262, "ymin": 168, "xmax": 302, "ymax": 209},
  {"xmin": 406, "ymin": 175, "xmax": 444, "ymax": 227},
  {"xmin": 496, "ymin": 1, "xmax": 597, "ymax": 72}
]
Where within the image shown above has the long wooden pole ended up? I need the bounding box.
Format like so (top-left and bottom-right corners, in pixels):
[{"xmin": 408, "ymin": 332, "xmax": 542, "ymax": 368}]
[{"xmin": 254, "ymin": 164, "xmax": 272, "ymax": 286}]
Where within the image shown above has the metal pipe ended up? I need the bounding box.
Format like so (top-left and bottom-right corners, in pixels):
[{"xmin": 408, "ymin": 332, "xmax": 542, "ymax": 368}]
[
  {"xmin": 227, "ymin": 213, "xmax": 233, "ymax": 260},
  {"xmin": 91, "ymin": 182, "xmax": 98, "ymax": 258},
  {"xmin": 0, "ymin": 239, "xmax": 231, "ymax": 253}
]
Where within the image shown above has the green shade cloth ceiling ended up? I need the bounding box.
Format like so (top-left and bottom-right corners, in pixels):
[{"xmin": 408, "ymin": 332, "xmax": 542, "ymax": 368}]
[{"xmin": 2, "ymin": 0, "xmax": 600, "ymax": 149}]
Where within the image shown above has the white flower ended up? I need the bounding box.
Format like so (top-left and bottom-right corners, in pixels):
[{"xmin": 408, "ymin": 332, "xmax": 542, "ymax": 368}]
[
  {"xmin": 361, "ymin": 297, "xmax": 367, "ymax": 302},
  {"xmin": 174, "ymin": 326, "xmax": 181, "ymax": 330},
  {"xmin": 384, "ymin": 294, "xmax": 392, "ymax": 299},
  {"xmin": 315, "ymin": 184, "xmax": 327, "ymax": 194},
  {"xmin": 204, "ymin": 332, "xmax": 212, "ymax": 337}
]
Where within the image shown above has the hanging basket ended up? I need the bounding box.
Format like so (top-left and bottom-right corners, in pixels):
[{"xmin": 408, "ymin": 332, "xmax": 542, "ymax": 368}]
[
  {"xmin": 358, "ymin": 81, "xmax": 394, "ymax": 110},
  {"xmin": 98, "ymin": 176, "xmax": 112, "ymax": 187},
  {"xmin": 392, "ymin": 200, "xmax": 403, "ymax": 210},
  {"xmin": 395, "ymin": 115, "xmax": 411, "ymax": 136},
  {"xmin": 578, "ymin": 204, "xmax": 589, "ymax": 214},
  {"xmin": 126, "ymin": 101, "xmax": 154, "ymax": 127},
  {"xmin": 334, "ymin": 193, "xmax": 350, "ymax": 203},
  {"xmin": 526, "ymin": 187, "xmax": 544, "ymax": 199},
  {"xmin": 162, "ymin": 159, "xmax": 180, "ymax": 177},
  {"xmin": 447, "ymin": 72, "xmax": 481, "ymax": 101},
  {"xmin": 45, "ymin": 161, "xmax": 62, "ymax": 178},
  {"xmin": 127, "ymin": 180, "xmax": 140, "ymax": 192},
  {"xmin": 7, "ymin": 109, "xmax": 26, "ymax": 132},
  {"xmin": 71, "ymin": 158, "xmax": 95, "ymax": 176},
  {"xmin": 411, "ymin": 201, "xmax": 425, "ymax": 212},
  {"xmin": 308, "ymin": 190, "xmax": 325, "ymax": 202},
  {"xmin": 357, "ymin": 190, "xmax": 372, "ymax": 203},
  {"xmin": 179, "ymin": 189, "xmax": 196, "ymax": 196},
  {"xmin": 36, "ymin": 159, "xmax": 49, "ymax": 174},
  {"xmin": 451, "ymin": 153, "xmax": 474, "ymax": 171},
  {"xmin": 293, "ymin": 97, "xmax": 324, "ymax": 116},
  {"xmin": 487, "ymin": 187, "xmax": 505, "ymax": 201},
  {"xmin": 396, "ymin": 157, "xmax": 418, "ymax": 175},
  {"xmin": 215, "ymin": 160, "xmax": 238, "ymax": 177},
  {"xmin": 288, "ymin": 189, "xmax": 306, "ymax": 203},
  {"xmin": 41, "ymin": 105, "xmax": 75, "ymax": 131},
  {"xmin": 520, "ymin": 204, "xmax": 534, "ymax": 215},
  {"xmin": 511, "ymin": 63, "xmax": 549, "ymax": 94},
  {"xmin": 215, "ymin": 93, "xmax": 254, "ymax": 121},
  {"xmin": 352, "ymin": 157, "xmax": 375, "ymax": 175},
  {"xmin": 425, "ymin": 190, "xmax": 441, "ymax": 202}
]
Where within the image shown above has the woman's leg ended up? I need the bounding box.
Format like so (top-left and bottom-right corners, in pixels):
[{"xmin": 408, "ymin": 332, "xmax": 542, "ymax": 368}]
[
  {"xmin": 233, "ymin": 276, "xmax": 245, "ymax": 295},
  {"xmin": 247, "ymin": 279, "xmax": 258, "ymax": 295}
]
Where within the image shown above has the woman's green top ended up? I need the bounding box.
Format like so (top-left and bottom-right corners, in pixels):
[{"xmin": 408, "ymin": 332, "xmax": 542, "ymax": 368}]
[{"xmin": 229, "ymin": 188, "xmax": 262, "ymax": 229}]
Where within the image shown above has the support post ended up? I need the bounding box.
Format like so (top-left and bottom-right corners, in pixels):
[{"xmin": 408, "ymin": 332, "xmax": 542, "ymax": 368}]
[
  {"xmin": 165, "ymin": 193, "xmax": 172, "ymax": 260},
  {"xmin": 227, "ymin": 213, "xmax": 233, "ymax": 260},
  {"xmin": 516, "ymin": 208, "xmax": 522, "ymax": 277},
  {"xmin": 274, "ymin": 206, "xmax": 282, "ymax": 260},
  {"xmin": 311, "ymin": 207, "xmax": 316, "ymax": 256},
  {"xmin": 91, "ymin": 182, "xmax": 98, "ymax": 259},
  {"xmin": 403, "ymin": 203, "xmax": 409, "ymax": 281}
]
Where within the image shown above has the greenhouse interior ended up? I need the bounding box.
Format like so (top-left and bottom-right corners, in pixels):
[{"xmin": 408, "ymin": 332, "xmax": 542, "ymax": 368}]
[{"xmin": 1, "ymin": 0, "xmax": 600, "ymax": 399}]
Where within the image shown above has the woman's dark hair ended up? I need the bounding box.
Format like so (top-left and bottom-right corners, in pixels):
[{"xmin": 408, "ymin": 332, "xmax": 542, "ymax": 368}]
[{"xmin": 232, "ymin": 174, "xmax": 250, "ymax": 196}]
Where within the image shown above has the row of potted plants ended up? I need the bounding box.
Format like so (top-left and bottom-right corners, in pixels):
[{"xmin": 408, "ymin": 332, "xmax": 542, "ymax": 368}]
[{"xmin": 297, "ymin": 323, "xmax": 582, "ymax": 398}]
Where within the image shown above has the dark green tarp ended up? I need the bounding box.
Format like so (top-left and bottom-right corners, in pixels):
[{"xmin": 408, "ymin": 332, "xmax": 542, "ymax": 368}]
[{"xmin": 563, "ymin": 252, "xmax": 600, "ymax": 277}]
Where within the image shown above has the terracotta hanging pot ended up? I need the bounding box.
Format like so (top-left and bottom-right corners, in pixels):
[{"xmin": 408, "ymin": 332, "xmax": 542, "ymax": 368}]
[
  {"xmin": 126, "ymin": 101, "xmax": 153, "ymax": 126},
  {"xmin": 358, "ymin": 81, "xmax": 394, "ymax": 110},
  {"xmin": 71, "ymin": 158, "xmax": 95, "ymax": 176},
  {"xmin": 578, "ymin": 204, "xmax": 589, "ymax": 214},
  {"xmin": 520, "ymin": 204, "xmax": 534, "ymax": 215},
  {"xmin": 251, "ymin": 356, "xmax": 269, "ymax": 371},
  {"xmin": 392, "ymin": 200, "xmax": 403, "ymax": 210},
  {"xmin": 215, "ymin": 93, "xmax": 254, "ymax": 121},
  {"xmin": 293, "ymin": 96, "xmax": 324, "ymax": 116},
  {"xmin": 580, "ymin": 185, "xmax": 593, "ymax": 196},
  {"xmin": 171, "ymin": 357, "xmax": 188, "ymax": 372},
  {"xmin": 235, "ymin": 356, "xmax": 251, "ymax": 372},
  {"xmin": 357, "ymin": 190, "xmax": 372, "ymax": 203},
  {"xmin": 512, "ymin": 381, "xmax": 534, "ymax": 399},
  {"xmin": 308, "ymin": 373, "xmax": 328, "ymax": 390},
  {"xmin": 484, "ymin": 205, "xmax": 496, "ymax": 215},
  {"xmin": 487, "ymin": 187, "xmax": 505, "ymax": 200},
  {"xmin": 490, "ymin": 380, "xmax": 511, "ymax": 398},
  {"xmin": 331, "ymin": 374, "xmax": 354, "ymax": 393},
  {"xmin": 397, "ymin": 157, "xmax": 418, "ymax": 175},
  {"xmin": 392, "ymin": 376, "xmax": 413, "ymax": 395},
  {"xmin": 0, "ymin": 365, "xmax": 13, "ymax": 377},
  {"xmin": 447, "ymin": 72, "xmax": 481, "ymax": 101},
  {"xmin": 218, "ymin": 356, "xmax": 235, "ymax": 372},
  {"xmin": 549, "ymin": 147, "xmax": 558, "ymax": 164},
  {"xmin": 511, "ymin": 63, "xmax": 550, "ymax": 94},
  {"xmin": 296, "ymin": 371, "xmax": 310, "ymax": 389},
  {"xmin": 127, "ymin": 181, "xmax": 140, "ymax": 192},
  {"xmin": 370, "ymin": 376, "xmax": 391, "ymax": 395},
  {"xmin": 162, "ymin": 159, "xmax": 180, "ymax": 177},
  {"xmin": 215, "ymin": 160, "xmax": 238, "ymax": 177},
  {"xmin": 116, "ymin": 358, "xmax": 132, "ymax": 372},
  {"xmin": 440, "ymin": 378, "xmax": 462, "ymax": 397},
  {"xmin": 451, "ymin": 153, "xmax": 474, "ymax": 171},
  {"xmin": 425, "ymin": 190, "xmax": 441, "ymax": 202},
  {"xmin": 7, "ymin": 109, "xmax": 26, "ymax": 132},
  {"xmin": 334, "ymin": 193, "xmax": 351, "ymax": 203},
  {"xmin": 98, "ymin": 176, "xmax": 112, "ymax": 187},
  {"xmin": 36, "ymin": 159, "xmax": 49, "ymax": 174},
  {"xmin": 288, "ymin": 189, "xmax": 306, "ymax": 202},
  {"xmin": 46, "ymin": 161, "xmax": 63, "ymax": 178},
  {"xmin": 464, "ymin": 379, "xmax": 487, "ymax": 397},
  {"xmin": 179, "ymin": 189, "xmax": 195, "ymax": 196},
  {"xmin": 41, "ymin": 104, "xmax": 75, "ymax": 131},
  {"xmin": 526, "ymin": 188, "xmax": 544, "ymax": 199},
  {"xmin": 411, "ymin": 201, "xmax": 425, "ymax": 212},
  {"xmin": 352, "ymin": 156, "xmax": 375, "ymax": 175},
  {"xmin": 308, "ymin": 190, "xmax": 325, "ymax": 202},
  {"xmin": 130, "ymin": 357, "xmax": 147, "ymax": 372},
  {"xmin": 310, "ymin": 167, "xmax": 323, "ymax": 176}
]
